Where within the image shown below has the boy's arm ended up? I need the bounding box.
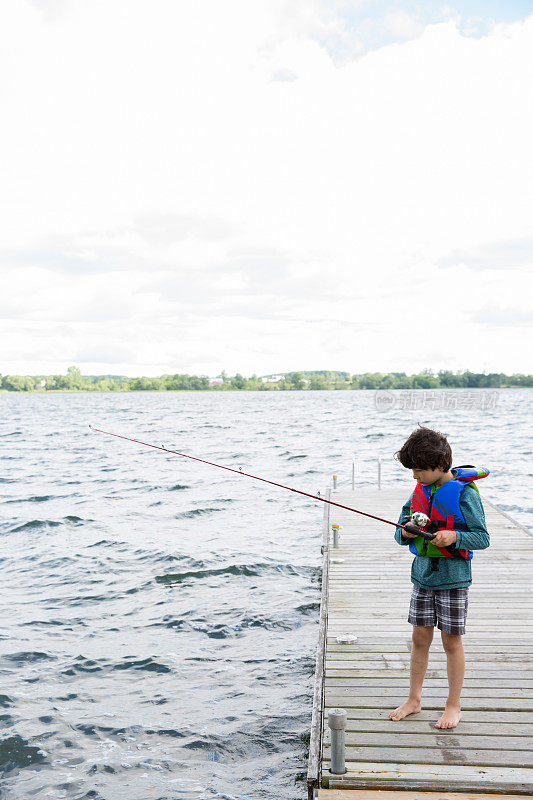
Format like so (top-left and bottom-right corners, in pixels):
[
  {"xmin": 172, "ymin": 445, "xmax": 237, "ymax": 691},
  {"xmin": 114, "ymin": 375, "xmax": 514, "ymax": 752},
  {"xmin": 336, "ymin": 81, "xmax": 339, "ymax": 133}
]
[
  {"xmin": 395, "ymin": 492, "xmax": 414, "ymax": 545},
  {"xmin": 455, "ymin": 484, "xmax": 490, "ymax": 551}
]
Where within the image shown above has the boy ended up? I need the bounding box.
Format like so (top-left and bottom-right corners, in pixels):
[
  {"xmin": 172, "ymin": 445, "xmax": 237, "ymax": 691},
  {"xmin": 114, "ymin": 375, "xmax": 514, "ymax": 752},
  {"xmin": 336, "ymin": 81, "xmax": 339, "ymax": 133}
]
[{"xmin": 390, "ymin": 426, "xmax": 489, "ymax": 729}]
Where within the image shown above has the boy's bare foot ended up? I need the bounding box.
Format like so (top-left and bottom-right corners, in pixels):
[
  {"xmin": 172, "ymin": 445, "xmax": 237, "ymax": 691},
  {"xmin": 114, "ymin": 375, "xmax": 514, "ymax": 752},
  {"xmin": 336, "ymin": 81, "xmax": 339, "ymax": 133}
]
[
  {"xmin": 389, "ymin": 699, "xmax": 421, "ymax": 721},
  {"xmin": 435, "ymin": 705, "xmax": 462, "ymax": 728}
]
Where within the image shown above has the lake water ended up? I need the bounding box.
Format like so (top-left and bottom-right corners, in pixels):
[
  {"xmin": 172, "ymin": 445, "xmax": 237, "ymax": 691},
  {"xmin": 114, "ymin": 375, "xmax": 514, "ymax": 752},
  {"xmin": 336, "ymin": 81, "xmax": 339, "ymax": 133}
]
[{"xmin": 1, "ymin": 389, "xmax": 531, "ymax": 800}]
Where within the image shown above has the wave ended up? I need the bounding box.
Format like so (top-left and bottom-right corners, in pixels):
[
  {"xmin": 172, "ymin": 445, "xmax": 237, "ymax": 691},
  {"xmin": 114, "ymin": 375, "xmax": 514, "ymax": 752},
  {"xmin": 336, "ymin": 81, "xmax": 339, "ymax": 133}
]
[
  {"xmin": 181, "ymin": 719, "xmax": 308, "ymax": 760},
  {"xmin": 76, "ymin": 721, "xmax": 188, "ymax": 740},
  {"xmin": 10, "ymin": 520, "xmax": 62, "ymax": 532},
  {"xmin": 287, "ymin": 469, "xmax": 319, "ymax": 477},
  {"xmin": 10, "ymin": 515, "xmax": 87, "ymax": 532},
  {"xmin": 62, "ymin": 657, "xmax": 103, "ymax": 676},
  {"xmin": 112, "ymin": 657, "xmax": 172, "ymax": 674},
  {"xmin": 157, "ymin": 604, "xmax": 317, "ymax": 638},
  {"xmin": 74, "ymin": 718, "xmax": 308, "ymax": 766},
  {"xmin": 20, "ymin": 619, "xmax": 65, "ymax": 627},
  {"xmin": 295, "ymin": 602, "xmax": 320, "ymax": 615},
  {"xmin": 2, "ymin": 651, "xmax": 55, "ymax": 664},
  {"xmin": 0, "ymin": 695, "xmax": 15, "ymax": 708},
  {"xmin": 155, "ymin": 561, "xmax": 300, "ymax": 586},
  {"xmin": 499, "ymin": 502, "xmax": 533, "ymax": 516},
  {"xmin": 5, "ymin": 495, "xmax": 55, "ymax": 503},
  {"xmin": 145, "ymin": 483, "xmax": 190, "ymax": 492},
  {"xmin": 174, "ymin": 508, "xmax": 223, "ymax": 519},
  {"xmin": 0, "ymin": 735, "xmax": 46, "ymax": 773},
  {"xmin": 5, "ymin": 492, "xmax": 84, "ymax": 503},
  {"xmin": 61, "ymin": 655, "xmax": 172, "ymax": 677}
]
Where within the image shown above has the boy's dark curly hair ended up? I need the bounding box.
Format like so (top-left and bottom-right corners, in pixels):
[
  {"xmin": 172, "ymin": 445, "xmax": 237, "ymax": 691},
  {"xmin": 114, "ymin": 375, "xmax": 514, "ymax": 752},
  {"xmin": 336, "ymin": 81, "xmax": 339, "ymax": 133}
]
[{"xmin": 395, "ymin": 426, "xmax": 452, "ymax": 471}]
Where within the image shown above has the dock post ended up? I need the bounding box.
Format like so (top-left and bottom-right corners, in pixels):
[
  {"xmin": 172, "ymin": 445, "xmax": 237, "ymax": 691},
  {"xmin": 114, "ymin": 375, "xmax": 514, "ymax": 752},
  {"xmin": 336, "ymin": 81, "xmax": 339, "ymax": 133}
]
[
  {"xmin": 328, "ymin": 708, "xmax": 347, "ymax": 774},
  {"xmin": 332, "ymin": 474, "xmax": 338, "ymax": 490},
  {"xmin": 377, "ymin": 457, "xmax": 382, "ymax": 489},
  {"xmin": 331, "ymin": 523, "xmax": 339, "ymax": 548}
]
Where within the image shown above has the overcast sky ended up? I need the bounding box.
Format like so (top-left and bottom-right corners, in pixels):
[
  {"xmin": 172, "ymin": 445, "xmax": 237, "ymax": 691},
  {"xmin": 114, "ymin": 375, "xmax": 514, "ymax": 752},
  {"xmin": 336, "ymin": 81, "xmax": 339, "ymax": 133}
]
[{"xmin": 1, "ymin": 0, "xmax": 532, "ymax": 378}]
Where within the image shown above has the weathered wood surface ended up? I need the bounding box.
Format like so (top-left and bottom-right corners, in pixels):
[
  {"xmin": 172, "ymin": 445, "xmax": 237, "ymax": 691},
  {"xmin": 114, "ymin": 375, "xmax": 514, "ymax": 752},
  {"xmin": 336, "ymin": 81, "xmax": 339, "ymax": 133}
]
[
  {"xmin": 323, "ymin": 746, "xmax": 533, "ymax": 767},
  {"xmin": 318, "ymin": 488, "xmax": 533, "ymax": 794},
  {"xmin": 319, "ymin": 792, "xmax": 533, "ymax": 800}
]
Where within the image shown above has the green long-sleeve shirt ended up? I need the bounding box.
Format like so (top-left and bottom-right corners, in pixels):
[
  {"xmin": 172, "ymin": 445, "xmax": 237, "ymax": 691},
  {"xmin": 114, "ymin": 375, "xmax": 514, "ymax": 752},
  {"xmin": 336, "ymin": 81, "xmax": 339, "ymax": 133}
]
[{"xmin": 395, "ymin": 478, "xmax": 490, "ymax": 590}]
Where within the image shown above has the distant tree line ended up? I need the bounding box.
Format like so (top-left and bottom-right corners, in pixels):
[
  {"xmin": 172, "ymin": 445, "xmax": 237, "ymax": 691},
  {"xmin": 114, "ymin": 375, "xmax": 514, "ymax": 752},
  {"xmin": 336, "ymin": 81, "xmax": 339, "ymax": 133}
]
[{"xmin": 0, "ymin": 366, "xmax": 531, "ymax": 392}]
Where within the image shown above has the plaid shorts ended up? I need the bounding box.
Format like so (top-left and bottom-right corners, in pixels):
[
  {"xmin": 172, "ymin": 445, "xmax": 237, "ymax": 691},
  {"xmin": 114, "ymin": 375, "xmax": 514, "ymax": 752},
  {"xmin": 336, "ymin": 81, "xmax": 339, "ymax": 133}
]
[{"xmin": 408, "ymin": 585, "xmax": 469, "ymax": 635}]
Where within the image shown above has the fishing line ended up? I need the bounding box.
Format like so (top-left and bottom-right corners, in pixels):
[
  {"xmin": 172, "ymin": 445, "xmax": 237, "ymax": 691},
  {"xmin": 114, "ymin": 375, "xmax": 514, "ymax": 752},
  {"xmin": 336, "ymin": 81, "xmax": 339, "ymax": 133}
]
[{"xmin": 89, "ymin": 425, "xmax": 432, "ymax": 538}]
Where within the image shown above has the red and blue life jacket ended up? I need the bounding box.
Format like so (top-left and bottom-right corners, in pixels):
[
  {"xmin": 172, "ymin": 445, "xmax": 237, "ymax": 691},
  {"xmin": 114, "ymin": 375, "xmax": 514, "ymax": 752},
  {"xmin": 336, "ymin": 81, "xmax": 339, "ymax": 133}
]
[{"xmin": 409, "ymin": 466, "xmax": 489, "ymax": 562}]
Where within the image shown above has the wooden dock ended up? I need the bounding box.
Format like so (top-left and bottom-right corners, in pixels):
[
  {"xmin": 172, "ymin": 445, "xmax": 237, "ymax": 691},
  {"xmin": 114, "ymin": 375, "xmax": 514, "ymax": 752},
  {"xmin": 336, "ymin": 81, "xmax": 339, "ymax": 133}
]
[{"xmin": 307, "ymin": 487, "xmax": 533, "ymax": 799}]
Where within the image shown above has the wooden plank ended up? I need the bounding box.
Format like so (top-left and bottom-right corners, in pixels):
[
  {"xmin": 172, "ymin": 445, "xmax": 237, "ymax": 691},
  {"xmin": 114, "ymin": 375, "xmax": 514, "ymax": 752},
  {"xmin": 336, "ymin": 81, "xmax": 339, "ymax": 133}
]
[
  {"xmin": 326, "ymin": 652, "xmax": 533, "ymax": 660},
  {"xmin": 324, "ymin": 677, "xmax": 533, "ymax": 688},
  {"xmin": 319, "ymin": 791, "xmax": 533, "ymax": 799},
  {"xmin": 325, "ymin": 683, "xmax": 533, "ymax": 697},
  {"xmin": 325, "ymin": 708, "xmax": 533, "ymax": 724},
  {"xmin": 330, "ymin": 620, "xmax": 533, "ymax": 628},
  {"xmin": 326, "ymin": 645, "xmax": 533, "ymax": 653},
  {"xmin": 322, "ymin": 761, "xmax": 533, "ymax": 793},
  {"xmin": 323, "ymin": 746, "xmax": 533, "ymax": 767},
  {"xmin": 327, "ymin": 781, "xmax": 533, "ymax": 795},
  {"xmin": 322, "ymin": 761, "xmax": 533, "ymax": 781},
  {"xmin": 325, "ymin": 664, "xmax": 533, "ymax": 672},
  {"xmin": 325, "ymin": 668, "xmax": 533, "ymax": 677},
  {"xmin": 324, "ymin": 684, "xmax": 533, "ymax": 696},
  {"xmin": 325, "ymin": 719, "xmax": 533, "ymax": 736},
  {"xmin": 326, "ymin": 653, "xmax": 533, "ymax": 661},
  {"xmin": 326, "ymin": 636, "xmax": 530, "ymax": 642},
  {"xmin": 324, "ymin": 695, "xmax": 533, "ymax": 711},
  {"xmin": 324, "ymin": 732, "xmax": 533, "ymax": 750}
]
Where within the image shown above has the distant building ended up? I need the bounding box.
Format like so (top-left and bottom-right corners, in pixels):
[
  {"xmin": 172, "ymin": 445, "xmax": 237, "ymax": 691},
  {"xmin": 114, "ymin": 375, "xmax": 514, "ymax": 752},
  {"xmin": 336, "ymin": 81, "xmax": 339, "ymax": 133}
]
[
  {"xmin": 209, "ymin": 378, "xmax": 224, "ymax": 386},
  {"xmin": 261, "ymin": 374, "xmax": 285, "ymax": 383}
]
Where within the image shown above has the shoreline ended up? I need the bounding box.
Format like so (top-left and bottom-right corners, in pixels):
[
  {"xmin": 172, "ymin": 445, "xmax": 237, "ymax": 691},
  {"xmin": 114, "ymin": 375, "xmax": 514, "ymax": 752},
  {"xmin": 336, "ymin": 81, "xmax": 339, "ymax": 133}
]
[{"xmin": 0, "ymin": 386, "xmax": 528, "ymax": 395}]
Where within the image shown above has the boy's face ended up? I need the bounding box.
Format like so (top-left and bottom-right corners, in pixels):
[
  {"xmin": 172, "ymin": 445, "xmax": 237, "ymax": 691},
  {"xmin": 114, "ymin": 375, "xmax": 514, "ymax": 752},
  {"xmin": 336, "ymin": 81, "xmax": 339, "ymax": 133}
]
[{"xmin": 411, "ymin": 466, "xmax": 446, "ymax": 486}]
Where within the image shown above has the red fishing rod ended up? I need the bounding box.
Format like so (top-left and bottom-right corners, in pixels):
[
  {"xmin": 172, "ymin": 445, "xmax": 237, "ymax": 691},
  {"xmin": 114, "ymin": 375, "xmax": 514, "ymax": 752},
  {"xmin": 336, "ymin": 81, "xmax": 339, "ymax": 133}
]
[{"xmin": 89, "ymin": 425, "xmax": 433, "ymax": 539}]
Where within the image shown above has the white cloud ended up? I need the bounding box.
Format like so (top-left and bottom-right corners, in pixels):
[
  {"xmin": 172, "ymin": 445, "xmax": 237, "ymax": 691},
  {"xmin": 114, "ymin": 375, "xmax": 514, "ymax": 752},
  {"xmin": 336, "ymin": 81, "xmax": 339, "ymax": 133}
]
[
  {"xmin": 383, "ymin": 10, "xmax": 423, "ymax": 39},
  {"xmin": 439, "ymin": 236, "xmax": 533, "ymax": 271},
  {"xmin": 0, "ymin": 1, "xmax": 532, "ymax": 376}
]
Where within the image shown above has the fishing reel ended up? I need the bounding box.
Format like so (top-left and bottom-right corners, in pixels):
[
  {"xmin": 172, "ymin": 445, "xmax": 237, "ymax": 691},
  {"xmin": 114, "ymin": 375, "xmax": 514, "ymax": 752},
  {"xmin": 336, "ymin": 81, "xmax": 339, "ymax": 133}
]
[{"xmin": 404, "ymin": 511, "xmax": 437, "ymax": 541}]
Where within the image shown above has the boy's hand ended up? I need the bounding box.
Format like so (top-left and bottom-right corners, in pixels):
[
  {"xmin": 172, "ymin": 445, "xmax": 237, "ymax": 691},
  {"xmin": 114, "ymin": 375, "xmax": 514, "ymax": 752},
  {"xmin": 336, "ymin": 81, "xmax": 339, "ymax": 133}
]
[
  {"xmin": 401, "ymin": 523, "xmax": 421, "ymax": 539},
  {"xmin": 432, "ymin": 530, "xmax": 457, "ymax": 547}
]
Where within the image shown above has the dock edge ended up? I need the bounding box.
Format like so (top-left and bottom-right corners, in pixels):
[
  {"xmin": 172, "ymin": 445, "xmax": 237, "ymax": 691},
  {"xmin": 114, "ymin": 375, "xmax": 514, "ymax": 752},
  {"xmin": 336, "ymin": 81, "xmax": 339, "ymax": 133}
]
[{"xmin": 307, "ymin": 489, "xmax": 331, "ymax": 800}]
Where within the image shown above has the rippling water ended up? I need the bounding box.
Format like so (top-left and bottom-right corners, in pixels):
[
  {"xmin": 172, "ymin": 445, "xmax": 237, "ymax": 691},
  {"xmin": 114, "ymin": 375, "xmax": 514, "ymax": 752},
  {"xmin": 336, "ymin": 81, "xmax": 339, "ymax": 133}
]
[{"xmin": 1, "ymin": 389, "xmax": 531, "ymax": 800}]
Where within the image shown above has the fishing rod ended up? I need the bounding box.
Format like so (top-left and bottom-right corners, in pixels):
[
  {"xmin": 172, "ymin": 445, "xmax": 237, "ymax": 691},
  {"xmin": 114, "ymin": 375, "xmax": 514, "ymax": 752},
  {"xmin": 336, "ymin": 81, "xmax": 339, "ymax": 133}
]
[{"xmin": 89, "ymin": 425, "xmax": 434, "ymax": 540}]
